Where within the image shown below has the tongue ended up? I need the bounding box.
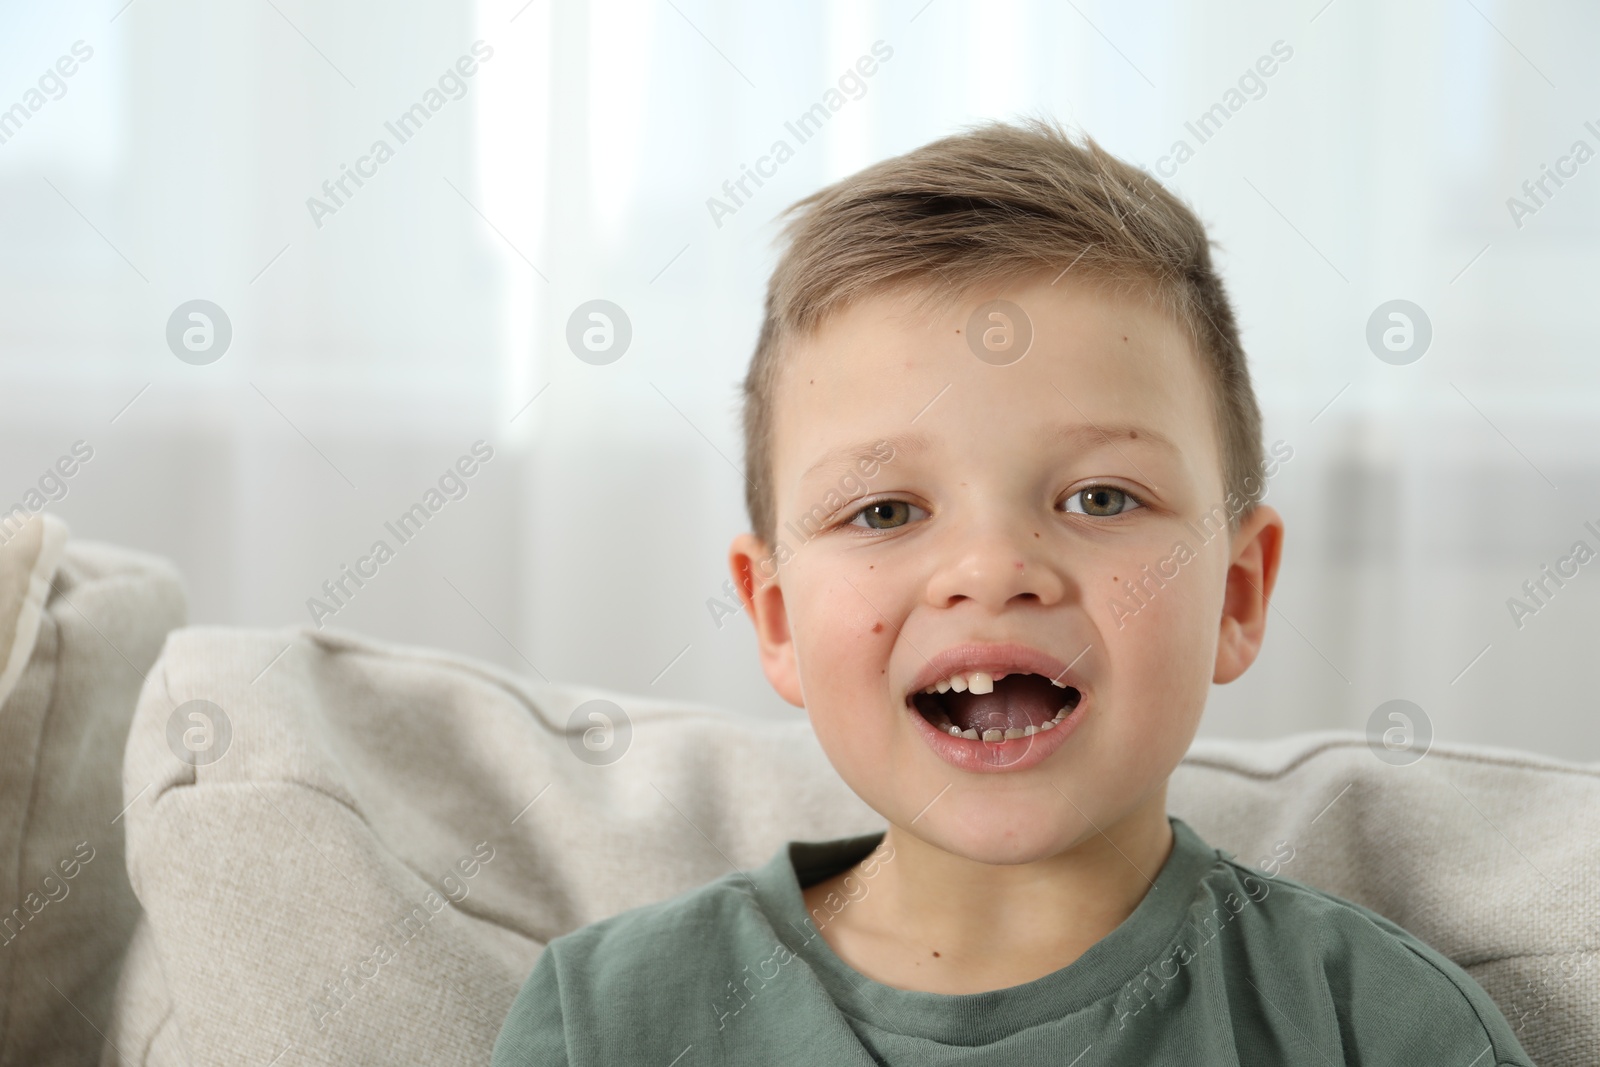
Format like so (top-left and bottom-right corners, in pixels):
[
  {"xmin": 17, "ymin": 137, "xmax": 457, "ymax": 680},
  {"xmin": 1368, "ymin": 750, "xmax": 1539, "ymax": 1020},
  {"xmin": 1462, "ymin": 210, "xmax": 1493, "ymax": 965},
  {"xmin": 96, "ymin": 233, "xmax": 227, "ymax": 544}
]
[{"xmin": 943, "ymin": 674, "xmax": 1069, "ymax": 734}]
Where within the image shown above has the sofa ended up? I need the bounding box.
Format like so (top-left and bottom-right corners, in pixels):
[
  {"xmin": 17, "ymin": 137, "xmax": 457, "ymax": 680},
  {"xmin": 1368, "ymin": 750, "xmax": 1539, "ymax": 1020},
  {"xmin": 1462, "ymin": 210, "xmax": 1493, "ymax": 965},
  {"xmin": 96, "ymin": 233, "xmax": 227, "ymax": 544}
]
[{"xmin": 1, "ymin": 515, "xmax": 1595, "ymax": 1066}]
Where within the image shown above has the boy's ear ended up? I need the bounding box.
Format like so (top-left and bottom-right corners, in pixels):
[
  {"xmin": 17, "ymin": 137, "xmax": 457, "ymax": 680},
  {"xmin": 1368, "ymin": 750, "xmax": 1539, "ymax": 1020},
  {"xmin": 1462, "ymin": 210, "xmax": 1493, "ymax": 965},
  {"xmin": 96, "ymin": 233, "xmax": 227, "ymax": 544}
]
[
  {"xmin": 1213, "ymin": 504, "xmax": 1285, "ymax": 685},
  {"xmin": 728, "ymin": 533, "xmax": 805, "ymax": 708}
]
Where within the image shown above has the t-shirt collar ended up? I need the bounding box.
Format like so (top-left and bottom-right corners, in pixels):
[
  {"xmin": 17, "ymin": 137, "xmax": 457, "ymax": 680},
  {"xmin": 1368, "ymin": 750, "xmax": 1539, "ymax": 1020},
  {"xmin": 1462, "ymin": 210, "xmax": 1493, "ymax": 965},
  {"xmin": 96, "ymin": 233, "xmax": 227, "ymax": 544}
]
[{"xmin": 745, "ymin": 816, "xmax": 1223, "ymax": 1045}]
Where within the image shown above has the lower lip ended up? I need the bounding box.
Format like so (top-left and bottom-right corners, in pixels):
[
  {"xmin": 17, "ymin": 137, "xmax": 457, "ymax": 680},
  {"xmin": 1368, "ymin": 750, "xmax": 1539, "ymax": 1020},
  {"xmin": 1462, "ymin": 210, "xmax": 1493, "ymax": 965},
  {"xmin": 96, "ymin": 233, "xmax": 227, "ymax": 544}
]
[{"xmin": 905, "ymin": 693, "xmax": 1088, "ymax": 774}]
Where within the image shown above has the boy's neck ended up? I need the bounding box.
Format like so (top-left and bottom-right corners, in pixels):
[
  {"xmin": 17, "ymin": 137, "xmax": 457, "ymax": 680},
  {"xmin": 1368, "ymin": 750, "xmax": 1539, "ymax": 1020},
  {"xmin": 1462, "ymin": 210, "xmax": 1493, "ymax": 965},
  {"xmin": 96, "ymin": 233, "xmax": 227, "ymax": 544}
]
[{"xmin": 802, "ymin": 788, "xmax": 1175, "ymax": 994}]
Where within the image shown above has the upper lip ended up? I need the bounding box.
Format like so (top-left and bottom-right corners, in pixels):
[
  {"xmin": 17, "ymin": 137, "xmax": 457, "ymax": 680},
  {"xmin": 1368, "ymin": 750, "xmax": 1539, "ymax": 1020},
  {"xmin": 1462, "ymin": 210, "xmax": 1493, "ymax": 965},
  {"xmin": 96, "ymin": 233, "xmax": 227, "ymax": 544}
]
[{"xmin": 904, "ymin": 641, "xmax": 1090, "ymax": 703}]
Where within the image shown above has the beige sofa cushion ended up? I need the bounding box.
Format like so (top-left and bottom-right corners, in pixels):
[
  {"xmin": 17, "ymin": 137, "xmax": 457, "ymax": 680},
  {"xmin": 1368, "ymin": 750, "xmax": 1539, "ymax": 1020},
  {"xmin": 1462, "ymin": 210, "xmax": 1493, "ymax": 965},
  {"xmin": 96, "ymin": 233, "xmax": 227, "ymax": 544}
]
[
  {"xmin": 112, "ymin": 624, "xmax": 1597, "ymax": 1066},
  {"xmin": 0, "ymin": 516, "xmax": 186, "ymax": 1067}
]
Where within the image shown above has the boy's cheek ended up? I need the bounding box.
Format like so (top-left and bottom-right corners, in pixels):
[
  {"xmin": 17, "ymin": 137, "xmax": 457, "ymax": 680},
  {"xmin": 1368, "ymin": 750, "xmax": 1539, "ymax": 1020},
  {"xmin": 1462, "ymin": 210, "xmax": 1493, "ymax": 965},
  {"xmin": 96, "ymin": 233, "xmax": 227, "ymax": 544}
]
[
  {"xmin": 793, "ymin": 561, "xmax": 904, "ymax": 641},
  {"xmin": 1100, "ymin": 610, "xmax": 1217, "ymax": 749},
  {"xmin": 1092, "ymin": 556, "xmax": 1223, "ymax": 695},
  {"xmin": 796, "ymin": 586, "xmax": 896, "ymax": 696},
  {"xmin": 1103, "ymin": 594, "xmax": 1215, "ymax": 690},
  {"xmin": 793, "ymin": 582, "xmax": 906, "ymax": 743},
  {"xmin": 1097, "ymin": 541, "xmax": 1226, "ymax": 632}
]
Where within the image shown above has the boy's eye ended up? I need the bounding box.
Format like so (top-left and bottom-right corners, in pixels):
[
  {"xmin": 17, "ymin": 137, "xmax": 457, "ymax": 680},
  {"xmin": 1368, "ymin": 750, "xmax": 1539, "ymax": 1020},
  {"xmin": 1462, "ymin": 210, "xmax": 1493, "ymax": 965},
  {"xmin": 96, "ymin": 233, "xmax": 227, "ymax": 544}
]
[
  {"xmin": 1063, "ymin": 486, "xmax": 1143, "ymax": 517},
  {"xmin": 848, "ymin": 500, "xmax": 926, "ymax": 530}
]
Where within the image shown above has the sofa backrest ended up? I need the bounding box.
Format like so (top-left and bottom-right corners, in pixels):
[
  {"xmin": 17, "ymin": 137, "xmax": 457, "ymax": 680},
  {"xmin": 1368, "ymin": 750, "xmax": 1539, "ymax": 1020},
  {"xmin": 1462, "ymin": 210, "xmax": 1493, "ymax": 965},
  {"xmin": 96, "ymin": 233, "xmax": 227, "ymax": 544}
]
[{"xmin": 0, "ymin": 515, "xmax": 186, "ymax": 1067}]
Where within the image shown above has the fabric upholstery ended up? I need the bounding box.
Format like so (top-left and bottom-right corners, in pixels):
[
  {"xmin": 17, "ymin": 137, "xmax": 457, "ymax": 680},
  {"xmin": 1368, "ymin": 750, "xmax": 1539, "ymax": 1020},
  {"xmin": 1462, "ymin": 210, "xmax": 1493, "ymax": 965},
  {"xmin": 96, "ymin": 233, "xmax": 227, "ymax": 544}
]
[{"xmin": 0, "ymin": 516, "xmax": 186, "ymax": 1067}]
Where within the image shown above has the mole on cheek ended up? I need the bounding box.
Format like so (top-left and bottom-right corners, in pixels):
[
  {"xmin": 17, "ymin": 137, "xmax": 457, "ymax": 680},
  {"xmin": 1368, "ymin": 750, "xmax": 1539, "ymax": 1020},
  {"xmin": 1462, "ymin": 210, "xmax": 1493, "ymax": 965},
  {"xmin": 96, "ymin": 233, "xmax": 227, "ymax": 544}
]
[{"xmin": 872, "ymin": 621, "xmax": 884, "ymax": 634}]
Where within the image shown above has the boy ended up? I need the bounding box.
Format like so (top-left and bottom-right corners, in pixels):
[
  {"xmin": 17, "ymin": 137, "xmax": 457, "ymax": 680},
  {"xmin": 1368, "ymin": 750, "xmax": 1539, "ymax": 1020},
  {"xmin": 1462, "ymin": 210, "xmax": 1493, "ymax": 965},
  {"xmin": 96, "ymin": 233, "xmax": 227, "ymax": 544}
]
[{"xmin": 493, "ymin": 118, "xmax": 1533, "ymax": 1065}]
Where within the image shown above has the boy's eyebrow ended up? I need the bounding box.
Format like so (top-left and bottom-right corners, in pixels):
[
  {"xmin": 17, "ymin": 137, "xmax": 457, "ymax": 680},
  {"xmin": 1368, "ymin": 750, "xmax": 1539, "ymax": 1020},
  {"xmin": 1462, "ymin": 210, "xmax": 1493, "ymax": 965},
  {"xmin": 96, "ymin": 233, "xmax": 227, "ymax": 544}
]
[
  {"xmin": 799, "ymin": 431, "xmax": 930, "ymax": 484},
  {"xmin": 800, "ymin": 423, "xmax": 1179, "ymax": 484},
  {"xmin": 1048, "ymin": 421, "xmax": 1180, "ymax": 457}
]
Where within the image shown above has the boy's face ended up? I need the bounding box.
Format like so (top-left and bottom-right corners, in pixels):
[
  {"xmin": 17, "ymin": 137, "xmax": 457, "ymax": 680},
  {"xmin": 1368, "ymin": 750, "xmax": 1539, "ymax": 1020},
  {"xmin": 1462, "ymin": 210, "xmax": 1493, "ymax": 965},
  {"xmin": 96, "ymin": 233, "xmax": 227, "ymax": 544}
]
[{"xmin": 730, "ymin": 275, "xmax": 1283, "ymax": 866}]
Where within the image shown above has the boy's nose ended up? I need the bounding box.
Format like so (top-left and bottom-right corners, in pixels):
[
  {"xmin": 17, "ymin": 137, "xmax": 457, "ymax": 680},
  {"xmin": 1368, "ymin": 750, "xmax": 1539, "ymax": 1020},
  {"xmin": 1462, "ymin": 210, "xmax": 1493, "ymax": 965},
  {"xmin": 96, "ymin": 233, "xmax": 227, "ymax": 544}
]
[{"xmin": 922, "ymin": 524, "xmax": 1067, "ymax": 612}]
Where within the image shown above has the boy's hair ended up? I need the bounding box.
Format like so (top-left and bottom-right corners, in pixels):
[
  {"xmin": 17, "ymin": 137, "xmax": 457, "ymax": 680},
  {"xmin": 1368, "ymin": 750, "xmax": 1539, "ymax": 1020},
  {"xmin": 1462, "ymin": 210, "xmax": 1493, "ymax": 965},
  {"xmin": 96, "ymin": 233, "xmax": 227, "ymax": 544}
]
[{"xmin": 739, "ymin": 116, "xmax": 1266, "ymax": 550}]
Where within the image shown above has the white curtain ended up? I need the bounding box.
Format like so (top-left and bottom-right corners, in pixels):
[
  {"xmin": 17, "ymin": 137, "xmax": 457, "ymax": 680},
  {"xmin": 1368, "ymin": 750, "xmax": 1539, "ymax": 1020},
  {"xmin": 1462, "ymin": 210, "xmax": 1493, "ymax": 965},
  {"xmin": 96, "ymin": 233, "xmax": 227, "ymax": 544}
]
[{"xmin": 1, "ymin": 0, "xmax": 1595, "ymax": 759}]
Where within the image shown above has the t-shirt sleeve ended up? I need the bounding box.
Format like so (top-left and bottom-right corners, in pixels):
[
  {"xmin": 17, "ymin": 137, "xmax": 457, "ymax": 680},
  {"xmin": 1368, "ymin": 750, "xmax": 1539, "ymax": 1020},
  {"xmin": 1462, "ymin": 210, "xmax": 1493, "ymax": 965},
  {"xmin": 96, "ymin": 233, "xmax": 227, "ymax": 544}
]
[
  {"xmin": 1316, "ymin": 900, "xmax": 1536, "ymax": 1067},
  {"xmin": 490, "ymin": 944, "xmax": 570, "ymax": 1067}
]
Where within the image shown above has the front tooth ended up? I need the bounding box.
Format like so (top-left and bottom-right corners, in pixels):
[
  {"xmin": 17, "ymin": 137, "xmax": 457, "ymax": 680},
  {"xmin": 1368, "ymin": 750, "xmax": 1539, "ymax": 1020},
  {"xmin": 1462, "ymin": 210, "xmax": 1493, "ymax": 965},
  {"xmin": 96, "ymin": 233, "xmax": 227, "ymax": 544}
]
[
  {"xmin": 949, "ymin": 674, "xmax": 969, "ymax": 693},
  {"xmin": 1022, "ymin": 724, "xmax": 1039, "ymax": 736},
  {"xmin": 935, "ymin": 679, "xmax": 951, "ymax": 693},
  {"xmin": 1050, "ymin": 676, "xmax": 1067, "ymax": 688},
  {"xmin": 1002, "ymin": 727, "xmax": 1024, "ymax": 739},
  {"xmin": 981, "ymin": 728, "xmax": 1004, "ymax": 741},
  {"xmin": 968, "ymin": 671, "xmax": 994, "ymax": 695},
  {"xmin": 960, "ymin": 728, "xmax": 978, "ymax": 739}
]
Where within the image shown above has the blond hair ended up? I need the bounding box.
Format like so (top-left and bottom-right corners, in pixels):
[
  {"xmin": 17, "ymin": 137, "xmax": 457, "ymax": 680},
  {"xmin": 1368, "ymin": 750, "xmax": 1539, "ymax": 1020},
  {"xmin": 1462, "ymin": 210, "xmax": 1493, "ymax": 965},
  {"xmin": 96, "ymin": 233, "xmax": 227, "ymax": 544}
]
[{"xmin": 739, "ymin": 116, "xmax": 1265, "ymax": 548}]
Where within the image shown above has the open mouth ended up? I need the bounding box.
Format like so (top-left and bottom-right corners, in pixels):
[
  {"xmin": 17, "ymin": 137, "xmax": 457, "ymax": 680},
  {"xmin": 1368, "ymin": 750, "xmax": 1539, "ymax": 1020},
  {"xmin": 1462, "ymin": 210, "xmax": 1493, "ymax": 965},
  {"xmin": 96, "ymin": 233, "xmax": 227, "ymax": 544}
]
[{"xmin": 909, "ymin": 671, "xmax": 1083, "ymax": 741}]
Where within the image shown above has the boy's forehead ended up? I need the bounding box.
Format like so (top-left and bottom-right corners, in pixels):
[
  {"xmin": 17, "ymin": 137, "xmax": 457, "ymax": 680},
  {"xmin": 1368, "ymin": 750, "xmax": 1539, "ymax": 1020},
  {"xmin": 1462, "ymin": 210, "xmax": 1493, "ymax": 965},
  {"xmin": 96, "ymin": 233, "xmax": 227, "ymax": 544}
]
[{"xmin": 770, "ymin": 277, "xmax": 1220, "ymax": 492}]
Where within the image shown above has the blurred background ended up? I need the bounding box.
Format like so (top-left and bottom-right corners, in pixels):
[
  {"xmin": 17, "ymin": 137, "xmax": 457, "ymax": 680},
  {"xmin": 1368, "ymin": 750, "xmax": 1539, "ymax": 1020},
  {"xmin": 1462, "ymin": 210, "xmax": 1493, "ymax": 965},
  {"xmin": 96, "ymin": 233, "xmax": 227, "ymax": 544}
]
[{"xmin": 1, "ymin": 0, "xmax": 1596, "ymax": 759}]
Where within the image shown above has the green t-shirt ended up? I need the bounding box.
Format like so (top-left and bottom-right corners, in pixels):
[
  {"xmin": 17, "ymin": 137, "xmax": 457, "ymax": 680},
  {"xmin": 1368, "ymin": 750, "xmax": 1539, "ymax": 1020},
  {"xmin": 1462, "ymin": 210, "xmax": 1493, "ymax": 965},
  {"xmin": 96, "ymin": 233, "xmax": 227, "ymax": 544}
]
[{"xmin": 492, "ymin": 816, "xmax": 1533, "ymax": 1065}]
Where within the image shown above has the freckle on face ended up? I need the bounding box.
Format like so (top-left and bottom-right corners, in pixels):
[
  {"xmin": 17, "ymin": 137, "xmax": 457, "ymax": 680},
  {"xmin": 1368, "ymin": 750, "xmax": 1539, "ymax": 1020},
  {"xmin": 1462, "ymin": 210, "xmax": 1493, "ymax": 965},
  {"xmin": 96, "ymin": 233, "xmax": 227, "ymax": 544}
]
[{"xmin": 872, "ymin": 621, "xmax": 884, "ymax": 633}]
